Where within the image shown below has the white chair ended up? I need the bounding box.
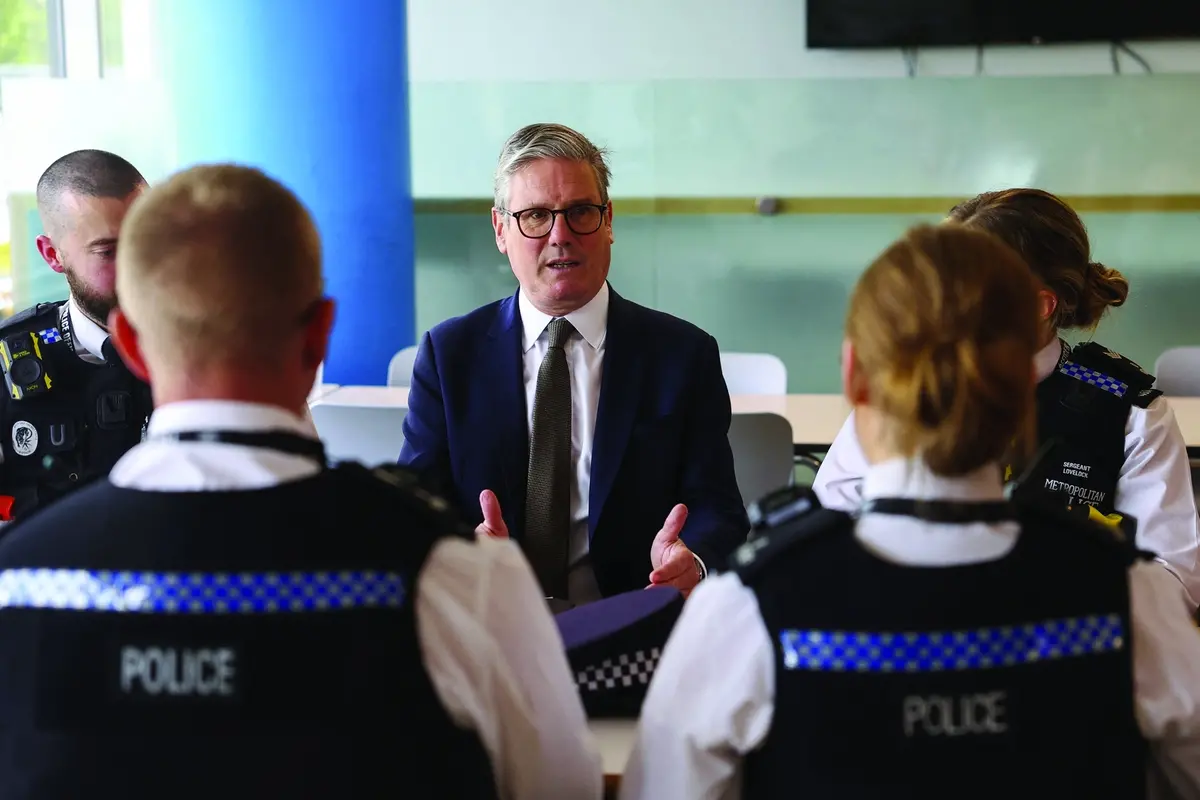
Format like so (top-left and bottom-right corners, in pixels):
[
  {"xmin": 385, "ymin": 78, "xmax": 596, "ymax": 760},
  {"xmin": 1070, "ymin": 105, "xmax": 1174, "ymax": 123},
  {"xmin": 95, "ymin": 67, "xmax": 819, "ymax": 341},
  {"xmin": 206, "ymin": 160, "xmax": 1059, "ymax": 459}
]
[
  {"xmin": 721, "ymin": 351, "xmax": 822, "ymax": 478},
  {"xmin": 1153, "ymin": 347, "xmax": 1200, "ymax": 511},
  {"xmin": 720, "ymin": 352, "xmax": 787, "ymax": 395},
  {"xmin": 1154, "ymin": 347, "xmax": 1200, "ymax": 397},
  {"xmin": 387, "ymin": 345, "xmax": 420, "ymax": 388},
  {"xmin": 728, "ymin": 413, "xmax": 795, "ymax": 513}
]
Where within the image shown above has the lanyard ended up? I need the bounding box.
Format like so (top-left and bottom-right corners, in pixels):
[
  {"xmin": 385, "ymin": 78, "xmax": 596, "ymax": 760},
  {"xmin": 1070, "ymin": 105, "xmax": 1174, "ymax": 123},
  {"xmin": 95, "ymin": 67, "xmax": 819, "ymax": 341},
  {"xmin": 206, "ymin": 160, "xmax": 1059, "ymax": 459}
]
[
  {"xmin": 156, "ymin": 430, "xmax": 327, "ymax": 464},
  {"xmin": 58, "ymin": 304, "xmax": 77, "ymax": 355},
  {"xmin": 859, "ymin": 497, "xmax": 1018, "ymax": 524}
]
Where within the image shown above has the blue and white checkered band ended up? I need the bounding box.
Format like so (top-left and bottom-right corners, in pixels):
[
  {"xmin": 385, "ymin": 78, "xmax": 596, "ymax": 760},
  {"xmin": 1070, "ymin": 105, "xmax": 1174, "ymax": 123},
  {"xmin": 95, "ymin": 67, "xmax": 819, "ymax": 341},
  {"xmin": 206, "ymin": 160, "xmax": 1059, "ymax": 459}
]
[
  {"xmin": 576, "ymin": 647, "xmax": 662, "ymax": 693},
  {"xmin": 1059, "ymin": 361, "xmax": 1128, "ymax": 398},
  {"xmin": 37, "ymin": 328, "xmax": 61, "ymax": 345},
  {"xmin": 0, "ymin": 569, "xmax": 406, "ymax": 614},
  {"xmin": 779, "ymin": 614, "xmax": 1125, "ymax": 673}
]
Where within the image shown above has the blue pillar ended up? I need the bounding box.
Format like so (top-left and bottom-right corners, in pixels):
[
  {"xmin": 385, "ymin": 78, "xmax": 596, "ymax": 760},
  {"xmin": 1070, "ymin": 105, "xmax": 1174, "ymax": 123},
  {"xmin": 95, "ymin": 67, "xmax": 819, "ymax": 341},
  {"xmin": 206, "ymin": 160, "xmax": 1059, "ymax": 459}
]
[{"xmin": 156, "ymin": 0, "xmax": 413, "ymax": 386}]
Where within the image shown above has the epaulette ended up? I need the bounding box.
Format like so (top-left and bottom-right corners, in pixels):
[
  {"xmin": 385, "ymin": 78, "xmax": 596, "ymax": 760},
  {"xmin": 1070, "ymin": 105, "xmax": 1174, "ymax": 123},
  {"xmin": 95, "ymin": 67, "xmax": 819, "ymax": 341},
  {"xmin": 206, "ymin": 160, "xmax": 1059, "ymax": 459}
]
[
  {"xmin": 730, "ymin": 506, "xmax": 851, "ymax": 582},
  {"xmin": 1015, "ymin": 496, "xmax": 1151, "ymax": 564},
  {"xmin": 1064, "ymin": 341, "xmax": 1160, "ymax": 409},
  {"xmin": 332, "ymin": 460, "xmax": 474, "ymax": 539},
  {"xmin": 0, "ymin": 302, "xmax": 64, "ymax": 335}
]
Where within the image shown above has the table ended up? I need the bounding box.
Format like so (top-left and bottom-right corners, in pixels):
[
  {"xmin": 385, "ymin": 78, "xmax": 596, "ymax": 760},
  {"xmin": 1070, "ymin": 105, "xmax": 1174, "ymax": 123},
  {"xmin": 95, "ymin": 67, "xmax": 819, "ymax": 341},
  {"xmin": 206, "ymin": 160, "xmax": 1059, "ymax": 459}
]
[
  {"xmin": 312, "ymin": 385, "xmax": 409, "ymax": 408},
  {"xmin": 306, "ymin": 382, "xmax": 339, "ymax": 403},
  {"xmin": 311, "ymin": 386, "xmax": 1200, "ymax": 451},
  {"xmin": 590, "ymin": 719, "xmax": 637, "ymax": 796},
  {"xmin": 729, "ymin": 393, "xmax": 851, "ymax": 450}
]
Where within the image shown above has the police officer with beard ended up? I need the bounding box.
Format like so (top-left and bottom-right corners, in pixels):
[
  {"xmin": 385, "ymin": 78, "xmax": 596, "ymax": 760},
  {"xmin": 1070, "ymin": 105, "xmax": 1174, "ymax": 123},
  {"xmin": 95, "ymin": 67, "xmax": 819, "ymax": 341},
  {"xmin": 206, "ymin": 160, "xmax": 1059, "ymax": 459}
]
[
  {"xmin": 0, "ymin": 149, "xmax": 153, "ymax": 520},
  {"xmin": 0, "ymin": 163, "xmax": 601, "ymax": 799}
]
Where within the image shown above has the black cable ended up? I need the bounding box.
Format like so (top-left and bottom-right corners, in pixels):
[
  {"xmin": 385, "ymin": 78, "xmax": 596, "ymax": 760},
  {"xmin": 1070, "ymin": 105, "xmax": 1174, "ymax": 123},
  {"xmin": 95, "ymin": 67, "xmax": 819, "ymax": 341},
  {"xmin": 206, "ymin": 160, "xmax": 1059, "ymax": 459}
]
[
  {"xmin": 1116, "ymin": 41, "xmax": 1152, "ymax": 73},
  {"xmin": 975, "ymin": 43, "xmax": 985, "ymax": 76},
  {"xmin": 902, "ymin": 47, "xmax": 918, "ymax": 78},
  {"xmin": 1110, "ymin": 41, "xmax": 1121, "ymax": 74}
]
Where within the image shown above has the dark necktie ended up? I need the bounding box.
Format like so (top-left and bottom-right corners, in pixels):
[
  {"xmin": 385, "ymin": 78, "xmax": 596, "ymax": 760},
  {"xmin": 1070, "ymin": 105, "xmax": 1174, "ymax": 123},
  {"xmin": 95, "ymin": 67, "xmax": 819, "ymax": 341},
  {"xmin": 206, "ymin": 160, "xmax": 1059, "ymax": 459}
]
[{"xmin": 524, "ymin": 317, "xmax": 573, "ymax": 598}]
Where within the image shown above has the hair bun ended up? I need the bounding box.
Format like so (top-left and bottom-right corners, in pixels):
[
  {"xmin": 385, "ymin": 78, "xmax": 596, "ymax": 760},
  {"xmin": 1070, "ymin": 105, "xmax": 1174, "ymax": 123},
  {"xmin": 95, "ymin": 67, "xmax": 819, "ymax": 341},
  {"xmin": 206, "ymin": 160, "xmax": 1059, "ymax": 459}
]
[{"xmin": 845, "ymin": 223, "xmax": 1042, "ymax": 477}]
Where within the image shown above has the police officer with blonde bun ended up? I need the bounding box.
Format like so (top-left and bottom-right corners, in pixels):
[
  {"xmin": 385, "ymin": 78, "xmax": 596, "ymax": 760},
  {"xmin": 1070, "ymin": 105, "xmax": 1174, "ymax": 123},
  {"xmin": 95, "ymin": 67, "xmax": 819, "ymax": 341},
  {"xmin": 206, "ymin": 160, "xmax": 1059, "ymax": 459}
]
[
  {"xmin": 621, "ymin": 224, "xmax": 1200, "ymax": 800},
  {"xmin": 0, "ymin": 164, "xmax": 602, "ymax": 799},
  {"xmin": 815, "ymin": 188, "xmax": 1200, "ymax": 611}
]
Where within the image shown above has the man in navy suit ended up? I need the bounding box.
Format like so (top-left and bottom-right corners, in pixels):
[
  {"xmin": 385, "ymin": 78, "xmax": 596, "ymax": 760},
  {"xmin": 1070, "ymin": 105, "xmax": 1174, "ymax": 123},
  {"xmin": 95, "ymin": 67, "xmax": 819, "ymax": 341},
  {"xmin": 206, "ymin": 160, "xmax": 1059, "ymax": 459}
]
[{"xmin": 399, "ymin": 123, "xmax": 748, "ymax": 604}]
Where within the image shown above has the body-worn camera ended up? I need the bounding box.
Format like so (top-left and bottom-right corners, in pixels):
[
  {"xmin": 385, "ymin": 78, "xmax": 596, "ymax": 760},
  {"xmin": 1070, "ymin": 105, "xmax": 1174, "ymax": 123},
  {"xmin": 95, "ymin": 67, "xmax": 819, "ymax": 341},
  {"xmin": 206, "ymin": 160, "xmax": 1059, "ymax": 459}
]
[
  {"xmin": 0, "ymin": 332, "xmax": 53, "ymax": 400},
  {"xmin": 747, "ymin": 484, "xmax": 822, "ymax": 540}
]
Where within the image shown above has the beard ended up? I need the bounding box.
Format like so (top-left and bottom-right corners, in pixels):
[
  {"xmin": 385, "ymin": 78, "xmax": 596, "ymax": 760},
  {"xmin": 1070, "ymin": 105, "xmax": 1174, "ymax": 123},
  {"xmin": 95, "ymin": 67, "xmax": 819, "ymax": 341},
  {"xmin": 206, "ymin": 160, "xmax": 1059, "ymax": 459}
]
[{"xmin": 63, "ymin": 268, "xmax": 116, "ymax": 328}]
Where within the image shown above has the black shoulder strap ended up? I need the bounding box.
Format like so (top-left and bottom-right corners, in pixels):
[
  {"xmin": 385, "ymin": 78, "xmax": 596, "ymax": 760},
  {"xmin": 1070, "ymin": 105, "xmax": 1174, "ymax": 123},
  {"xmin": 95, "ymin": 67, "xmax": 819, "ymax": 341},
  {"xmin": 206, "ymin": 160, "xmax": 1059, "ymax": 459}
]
[
  {"xmin": 1014, "ymin": 497, "xmax": 1151, "ymax": 564},
  {"xmin": 731, "ymin": 506, "xmax": 852, "ymax": 582},
  {"xmin": 0, "ymin": 302, "xmax": 64, "ymax": 336},
  {"xmin": 1068, "ymin": 341, "xmax": 1160, "ymax": 409},
  {"xmin": 330, "ymin": 460, "xmax": 475, "ymax": 542}
]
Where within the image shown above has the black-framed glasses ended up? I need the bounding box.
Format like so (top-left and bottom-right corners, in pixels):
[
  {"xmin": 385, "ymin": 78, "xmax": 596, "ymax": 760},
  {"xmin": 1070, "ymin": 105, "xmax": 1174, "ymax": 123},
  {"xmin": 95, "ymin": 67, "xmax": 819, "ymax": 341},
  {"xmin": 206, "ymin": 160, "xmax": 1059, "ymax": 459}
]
[{"xmin": 502, "ymin": 203, "xmax": 607, "ymax": 239}]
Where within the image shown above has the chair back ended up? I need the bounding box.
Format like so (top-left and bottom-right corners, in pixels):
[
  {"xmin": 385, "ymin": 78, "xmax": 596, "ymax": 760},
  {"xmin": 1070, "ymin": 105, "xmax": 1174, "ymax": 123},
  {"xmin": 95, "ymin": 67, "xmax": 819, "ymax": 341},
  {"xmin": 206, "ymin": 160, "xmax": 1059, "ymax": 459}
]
[
  {"xmin": 728, "ymin": 412, "xmax": 795, "ymax": 510},
  {"xmin": 387, "ymin": 345, "xmax": 420, "ymax": 387},
  {"xmin": 720, "ymin": 352, "xmax": 787, "ymax": 395}
]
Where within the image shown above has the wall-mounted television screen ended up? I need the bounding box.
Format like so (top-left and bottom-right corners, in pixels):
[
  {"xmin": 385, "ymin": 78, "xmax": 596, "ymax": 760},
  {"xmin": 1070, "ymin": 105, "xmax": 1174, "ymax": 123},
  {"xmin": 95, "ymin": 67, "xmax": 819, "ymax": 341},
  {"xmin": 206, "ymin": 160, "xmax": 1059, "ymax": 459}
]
[{"xmin": 807, "ymin": 1, "xmax": 1200, "ymax": 48}]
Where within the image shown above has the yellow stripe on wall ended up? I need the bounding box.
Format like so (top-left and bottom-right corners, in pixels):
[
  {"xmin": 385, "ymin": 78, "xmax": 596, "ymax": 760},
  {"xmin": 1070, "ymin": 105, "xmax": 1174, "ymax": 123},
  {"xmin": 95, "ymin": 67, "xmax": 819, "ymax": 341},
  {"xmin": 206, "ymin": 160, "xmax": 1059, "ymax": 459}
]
[{"xmin": 414, "ymin": 195, "xmax": 1200, "ymax": 215}]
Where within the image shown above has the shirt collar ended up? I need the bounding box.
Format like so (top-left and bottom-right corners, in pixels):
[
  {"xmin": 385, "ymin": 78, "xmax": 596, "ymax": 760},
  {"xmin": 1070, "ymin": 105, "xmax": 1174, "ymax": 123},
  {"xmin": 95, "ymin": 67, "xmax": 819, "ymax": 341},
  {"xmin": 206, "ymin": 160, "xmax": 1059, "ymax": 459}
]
[
  {"xmin": 861, "ymin": 457, "xmax": 1007, "ymax": 503},
  {"xmin": 518, "ymin": 281, "xmax": 609, "ymax": 354},
  {"xmin": 146, "ymin": 400, "xmax": 317, "ymax": 440},
  {"xmin": 66, "ymin": 296, "xmax": 109, "ymax": 362},
  {"xmin": 1034, "ymin": 337, "xmax": 1066, "ymax": 383}
]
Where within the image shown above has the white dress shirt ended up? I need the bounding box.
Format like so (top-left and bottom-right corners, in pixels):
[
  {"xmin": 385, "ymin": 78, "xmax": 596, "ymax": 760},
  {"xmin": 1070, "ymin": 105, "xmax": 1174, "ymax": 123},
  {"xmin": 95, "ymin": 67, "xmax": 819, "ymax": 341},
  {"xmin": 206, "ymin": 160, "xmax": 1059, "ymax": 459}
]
[
  {"xmin": 813, "ymin": 338, "xmax": 1200, "ymax": 607},
  {"xmin": 621, "ymin": 458, "xmax": 1200, "ymax": 800},
  {"xmin": 519, "ymin": 284, "xmax": 608, "ymax": 604},
  {"xmin": 110, "ymin": 399, "xmax": 603, "ymax": 800},
  {"xmin": 62, "ymin": 296, "xmax": 109, "ymax": 364}
]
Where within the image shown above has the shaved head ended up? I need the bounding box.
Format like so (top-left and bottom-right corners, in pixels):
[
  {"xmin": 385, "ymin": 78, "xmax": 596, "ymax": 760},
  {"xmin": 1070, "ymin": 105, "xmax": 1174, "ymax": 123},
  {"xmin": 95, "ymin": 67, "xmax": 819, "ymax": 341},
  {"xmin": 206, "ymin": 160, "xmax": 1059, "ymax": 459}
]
[
  {"xmin": 33, "ymin": 149, "xmax": 147, "ymax": 326},
  {"xmin": 36, "ymin": 149, "xmax": 146, "ymax": 236}
]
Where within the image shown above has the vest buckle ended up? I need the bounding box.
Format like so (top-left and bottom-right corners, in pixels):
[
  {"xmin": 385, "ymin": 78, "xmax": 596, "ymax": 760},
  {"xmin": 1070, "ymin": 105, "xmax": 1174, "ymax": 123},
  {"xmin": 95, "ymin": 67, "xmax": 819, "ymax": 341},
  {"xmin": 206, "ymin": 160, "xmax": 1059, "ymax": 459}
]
[{"xmin": 96, "ymin": 390, "xmax": 132, "ymax": 429}]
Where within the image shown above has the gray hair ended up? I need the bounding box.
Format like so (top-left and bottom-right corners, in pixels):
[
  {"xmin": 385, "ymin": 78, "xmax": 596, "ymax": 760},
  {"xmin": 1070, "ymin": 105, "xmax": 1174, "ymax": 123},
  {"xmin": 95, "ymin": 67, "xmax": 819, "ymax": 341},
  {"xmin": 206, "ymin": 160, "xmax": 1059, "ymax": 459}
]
[{"xmin": 493, "ymin": 123, "xmax": 611, "ymax": 210}]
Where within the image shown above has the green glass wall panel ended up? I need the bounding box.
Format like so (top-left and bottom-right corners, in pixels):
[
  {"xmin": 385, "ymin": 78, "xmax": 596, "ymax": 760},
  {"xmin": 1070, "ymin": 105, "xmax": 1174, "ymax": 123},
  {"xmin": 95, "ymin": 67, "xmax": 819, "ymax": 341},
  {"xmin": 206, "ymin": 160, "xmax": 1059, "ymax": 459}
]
[{"xmin": 415, "ymin": 211, "xmax": 1200, "ymax": 392}]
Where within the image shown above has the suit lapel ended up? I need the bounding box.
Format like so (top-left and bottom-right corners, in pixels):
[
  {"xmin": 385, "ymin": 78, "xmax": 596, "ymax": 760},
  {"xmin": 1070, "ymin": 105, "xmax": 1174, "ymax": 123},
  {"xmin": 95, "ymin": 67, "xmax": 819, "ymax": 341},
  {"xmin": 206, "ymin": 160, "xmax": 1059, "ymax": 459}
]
[
  {"xmin": 483, "ymin": 292, "xmax": 529, "ymax": 537},
  {"xmin": 589, "ymin": 288, "xmax": 644, "ymax": 533}
]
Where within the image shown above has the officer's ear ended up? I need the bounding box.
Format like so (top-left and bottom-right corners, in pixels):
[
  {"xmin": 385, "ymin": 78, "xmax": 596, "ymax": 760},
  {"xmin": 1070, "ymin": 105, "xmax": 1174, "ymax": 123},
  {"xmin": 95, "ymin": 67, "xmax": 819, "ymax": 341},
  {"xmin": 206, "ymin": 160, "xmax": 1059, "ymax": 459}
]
[
  {"xmin": 300, "ymin": 297, "xmax": 335, "ymax": 371},
  {"xmin": 107, "ymin": 308, "xmax": 149, "ymax": 383},
  {"xmin": 35, "ymin": 235, "xmax": 65, "ymax": 274},
  {"xmin": 1037, "ymin": 288, "xmax": 1058, "ymax": 324},
  {"xmin": 841, "ymin": 338, "xmax": 869, "ymax": 406}
]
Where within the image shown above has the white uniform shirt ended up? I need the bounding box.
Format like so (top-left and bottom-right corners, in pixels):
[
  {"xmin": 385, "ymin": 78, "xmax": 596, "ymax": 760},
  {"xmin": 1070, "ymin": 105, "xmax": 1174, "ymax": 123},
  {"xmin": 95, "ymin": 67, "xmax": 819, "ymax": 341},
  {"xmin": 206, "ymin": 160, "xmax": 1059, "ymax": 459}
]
[
  {"xmin": 621, "ymin": 457, "xmax": 1200, "ymax": 800},
  {"xmin": 62, "ymin": 297, "xmax": 109, "ymax": 363},
  {"xmin": 110, "ymin": 399, "xmax": 603, "ymax": 800},
  {"xmin": 812, "ymin": 339, "xmax": 1200, "ymax": 607}
]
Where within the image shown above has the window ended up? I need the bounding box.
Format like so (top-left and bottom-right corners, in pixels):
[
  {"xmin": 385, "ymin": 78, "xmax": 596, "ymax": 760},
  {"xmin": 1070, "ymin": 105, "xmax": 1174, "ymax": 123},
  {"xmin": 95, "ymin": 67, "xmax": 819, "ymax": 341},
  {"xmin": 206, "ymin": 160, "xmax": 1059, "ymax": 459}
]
[
  {"xmin": 0, "ymin": 0, "xmax": 51, "ymax": 316},
  {"xmin": 98, "ymin": 0, "xmax": 122, "ymax": 75},
  {"xmin": 0, "ymin": 0, "xmax": 50, "ymax": 79}
]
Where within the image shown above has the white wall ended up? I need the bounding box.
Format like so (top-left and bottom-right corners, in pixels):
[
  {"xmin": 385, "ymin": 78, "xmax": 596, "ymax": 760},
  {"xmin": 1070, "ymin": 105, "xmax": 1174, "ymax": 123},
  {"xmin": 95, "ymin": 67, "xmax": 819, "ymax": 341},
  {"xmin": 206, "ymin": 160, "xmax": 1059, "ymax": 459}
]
[{"xmin": 407, "ymin": 0, "xmax": 1200, "ymax": 81}]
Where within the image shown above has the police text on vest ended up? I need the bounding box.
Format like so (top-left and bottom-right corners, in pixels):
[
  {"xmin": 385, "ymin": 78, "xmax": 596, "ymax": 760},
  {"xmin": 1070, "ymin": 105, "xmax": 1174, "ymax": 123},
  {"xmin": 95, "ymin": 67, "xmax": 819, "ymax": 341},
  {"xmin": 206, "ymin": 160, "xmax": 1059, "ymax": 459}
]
[
  {"xmin": 1043, "ymin": 478, "xmax": 1105, "ymax": 507},
  {"xmin": 902, "ymin": 692, "xmax": 1007, "ymax": 737},
  {"xmin": 120, "ymin": 646, "xmax": 236, "ymax": 697}
]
